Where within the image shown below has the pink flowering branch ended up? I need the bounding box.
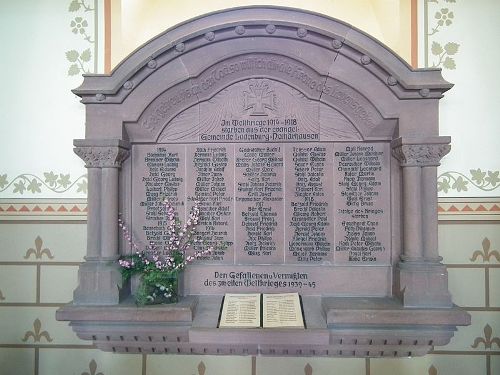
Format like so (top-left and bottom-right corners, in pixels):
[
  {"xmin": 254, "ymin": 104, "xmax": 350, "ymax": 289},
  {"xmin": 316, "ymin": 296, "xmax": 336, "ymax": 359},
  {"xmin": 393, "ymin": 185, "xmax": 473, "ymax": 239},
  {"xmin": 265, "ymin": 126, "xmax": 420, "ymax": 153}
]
[{"xmin": 118, "ymin": 200, "xmax": 212, "ymax": 271}]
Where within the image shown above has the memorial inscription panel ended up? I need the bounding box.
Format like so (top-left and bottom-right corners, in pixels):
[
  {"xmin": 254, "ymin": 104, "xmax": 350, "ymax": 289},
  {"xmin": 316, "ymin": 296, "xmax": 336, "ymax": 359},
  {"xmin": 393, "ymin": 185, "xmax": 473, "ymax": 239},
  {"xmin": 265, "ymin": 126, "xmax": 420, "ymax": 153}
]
[
  {"xmin": 130, "ymin": 81, "xmax": 392, "ymax": 294},
  {"xmin": 235, "ymin": 145, "xmax": 284, "ymax": 264},
  {"xmin": 186, "ymin": 145, "xmax": 235, "ymax": 263},
  {"xmin": 284, "ymin": 144, "xmax": 334, "ymax": 264},
  {"xmin": 333, "ymin": 143, "xmax": 390, "ymax": 264}
]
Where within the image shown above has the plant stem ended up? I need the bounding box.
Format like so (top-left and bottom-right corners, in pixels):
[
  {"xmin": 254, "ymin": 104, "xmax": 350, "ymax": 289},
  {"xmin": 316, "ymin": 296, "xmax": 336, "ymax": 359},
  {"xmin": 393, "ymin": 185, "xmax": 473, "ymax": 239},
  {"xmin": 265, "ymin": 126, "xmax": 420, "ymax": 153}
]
[
  {"xmin": 428, "ymin": 25, "xmax": 440, "ymax": 36},
  {"xmin": 83, "ymin": 32, "xmax": 94, "ymax": 44},
  {"xmin": 79, "ymin": 0, "xmax": 94, "ymax": 12},
  {"xmin": 77, "ymin": 58, "xmax": 90, "ymax": 74},
  {"xmin": 432, "ymin": 51, "xmax": 447, "ymax": 68}
]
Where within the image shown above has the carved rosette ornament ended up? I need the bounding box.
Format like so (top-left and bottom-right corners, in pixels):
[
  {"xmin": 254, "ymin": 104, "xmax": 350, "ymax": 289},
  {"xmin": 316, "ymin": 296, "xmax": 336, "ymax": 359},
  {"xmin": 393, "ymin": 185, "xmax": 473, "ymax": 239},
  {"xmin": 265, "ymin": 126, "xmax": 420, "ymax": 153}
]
[
  {"xmin": 74, "ymin": 145, "xmax": 130, "ymax": 168},
  {"xmin": 392, "ymin": 143, "xmax": 451, "ymax": 167}
]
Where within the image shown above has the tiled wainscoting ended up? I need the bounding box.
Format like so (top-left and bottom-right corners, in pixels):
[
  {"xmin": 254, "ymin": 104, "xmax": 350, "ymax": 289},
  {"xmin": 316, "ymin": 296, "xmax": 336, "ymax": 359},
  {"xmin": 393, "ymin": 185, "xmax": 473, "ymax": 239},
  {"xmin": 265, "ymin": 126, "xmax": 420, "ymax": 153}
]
[{"xmin": 0, "ymin": 199, "xmax": 499, "ymax": 375}]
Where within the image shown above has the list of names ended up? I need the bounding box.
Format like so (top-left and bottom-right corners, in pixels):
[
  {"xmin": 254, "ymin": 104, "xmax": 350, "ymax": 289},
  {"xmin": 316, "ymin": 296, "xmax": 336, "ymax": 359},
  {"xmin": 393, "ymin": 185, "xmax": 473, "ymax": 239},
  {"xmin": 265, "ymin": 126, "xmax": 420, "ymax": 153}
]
[{"xmin": 333, "ymin": 143, "xmax": 390, "ymax": 263}]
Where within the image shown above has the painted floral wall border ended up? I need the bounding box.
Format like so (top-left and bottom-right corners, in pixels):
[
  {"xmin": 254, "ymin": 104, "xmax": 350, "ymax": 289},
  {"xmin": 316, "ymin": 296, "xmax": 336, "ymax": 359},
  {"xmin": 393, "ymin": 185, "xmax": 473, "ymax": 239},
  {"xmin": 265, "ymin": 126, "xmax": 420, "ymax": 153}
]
[
  {"xmin": 0, "ymin": 173, "xmax": 87, "ymax": 196},
  {"xmin": 438, "ymin": 169, "xmax": 500, "ymax": 193},
  {"xmin": 66, "ymin": 0, "xmax": 97, "ymax": 75},
  {"xmin": 425, "ymin": 0, "xmax": 460, "ymax": 70}
]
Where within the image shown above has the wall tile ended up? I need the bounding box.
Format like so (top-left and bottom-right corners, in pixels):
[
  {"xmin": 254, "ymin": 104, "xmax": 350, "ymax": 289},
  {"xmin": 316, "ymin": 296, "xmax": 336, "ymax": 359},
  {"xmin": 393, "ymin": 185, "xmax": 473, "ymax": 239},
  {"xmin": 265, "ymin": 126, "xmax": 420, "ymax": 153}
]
[
  {"xmin": 440, "ymin": 312, "xmax": 500, "ymax": 352},
  {"xmin": 256, "ymin": 357, "xmax": 365, "ymax": 375},
  {"xmin": 371, "ymin": 355, "xmax": 485, "ymax": 375},
  {"xmin": 0, "ymin": 265, "xmax": 37, "ymax": 303},
  {"xmin": 448, "ymin": 268, "xmax": 485, "ymax": 307},
  {"xmin": 0, "ymin": 307, "xmax": 85, "ymax": 345},
  {"xmin": 492, "ymin": 355, "xmax": 500, "ymax": 375},
  {"xmin": 489, "ymin": 268, "xmax": 500, "ymax": 307},
  {"xmin": 39, "ymin": 349, "xmax": 142, "ymax": 375},
  {"xmin": 40, "ymin": 265, "xmax": 78, "ymax": 304},
  {"xmin": 0, "ymin": 223, "xmax": 86, "ymax": 262},
  {"xmin": 439, "ymin": 223, "xmax": 500, "ymax": 264},
  {"xmin": 147, "ymin": 355, "xmax": 252, "ymax": 375},
  {"xmin": 0, "ymin": 348, "xmax": 34, "ymax": 375}
]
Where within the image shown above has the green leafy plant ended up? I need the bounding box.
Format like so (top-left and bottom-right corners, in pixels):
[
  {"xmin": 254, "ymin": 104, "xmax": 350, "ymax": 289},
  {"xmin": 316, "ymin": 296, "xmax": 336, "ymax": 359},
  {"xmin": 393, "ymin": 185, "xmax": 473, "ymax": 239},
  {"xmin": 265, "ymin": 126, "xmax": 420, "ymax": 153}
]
[{"xmin": 118, "ymin": 200, "xmax": 214, "ymax": 305}]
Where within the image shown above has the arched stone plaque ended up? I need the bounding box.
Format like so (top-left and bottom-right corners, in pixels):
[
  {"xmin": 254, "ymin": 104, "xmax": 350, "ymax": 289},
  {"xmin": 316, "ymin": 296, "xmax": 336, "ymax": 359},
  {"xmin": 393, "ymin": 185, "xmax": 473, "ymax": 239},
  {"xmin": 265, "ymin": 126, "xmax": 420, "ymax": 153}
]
[{"xmin": 57, "ymin": 6, "xmax": 470, "ymax": 357}]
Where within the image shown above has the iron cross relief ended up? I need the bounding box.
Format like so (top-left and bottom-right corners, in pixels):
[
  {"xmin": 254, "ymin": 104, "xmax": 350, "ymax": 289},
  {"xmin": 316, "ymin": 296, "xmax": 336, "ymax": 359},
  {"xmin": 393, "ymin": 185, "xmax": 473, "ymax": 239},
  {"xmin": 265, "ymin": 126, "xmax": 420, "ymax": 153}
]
[{"xmin": 243, "ymin": 81, "xmax": 276, "ymax": 116}]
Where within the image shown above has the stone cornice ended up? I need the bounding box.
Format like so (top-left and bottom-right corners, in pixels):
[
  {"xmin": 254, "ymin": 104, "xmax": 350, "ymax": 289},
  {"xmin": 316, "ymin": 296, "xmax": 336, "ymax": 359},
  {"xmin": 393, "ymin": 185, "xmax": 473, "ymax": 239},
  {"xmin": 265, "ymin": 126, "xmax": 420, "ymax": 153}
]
[{"xmin": 72, "ymin": 7, "xmax": 452, "ymax": 104}]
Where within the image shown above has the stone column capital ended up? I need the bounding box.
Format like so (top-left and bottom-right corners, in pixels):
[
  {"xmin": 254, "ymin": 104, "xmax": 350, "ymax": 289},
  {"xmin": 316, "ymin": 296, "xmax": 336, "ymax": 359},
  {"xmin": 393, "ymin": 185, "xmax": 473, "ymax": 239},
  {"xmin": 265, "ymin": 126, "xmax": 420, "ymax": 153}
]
[
  {"xmin": 391, "ymin": 136, "xmax": 451, "ymax": 167},
  {"xmin": 74, "ymin": 139, "xmax": 130, "ymax": 168}
]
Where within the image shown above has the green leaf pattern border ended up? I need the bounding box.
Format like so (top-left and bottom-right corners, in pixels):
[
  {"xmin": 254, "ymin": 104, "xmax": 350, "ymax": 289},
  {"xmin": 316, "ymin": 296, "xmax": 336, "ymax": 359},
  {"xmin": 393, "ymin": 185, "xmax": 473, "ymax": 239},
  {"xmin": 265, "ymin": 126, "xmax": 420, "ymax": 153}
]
[
  {"xmin": 2, "ymin": 169, "xmax": 497, "ymax": 196},
  {"xmin": 65, "ymin": 0, "xmax": 97, "ymax": 76},
  {"xmin": 438, "ymin": 169, "xmax": 500, "ymax": 194},
  {"xmin": 425, "ymin": 0, "xmax": 460, "ymax": 70},
  {"xmin": 0, "ymin": 173, "xmax": 87, "ymax": 195}
]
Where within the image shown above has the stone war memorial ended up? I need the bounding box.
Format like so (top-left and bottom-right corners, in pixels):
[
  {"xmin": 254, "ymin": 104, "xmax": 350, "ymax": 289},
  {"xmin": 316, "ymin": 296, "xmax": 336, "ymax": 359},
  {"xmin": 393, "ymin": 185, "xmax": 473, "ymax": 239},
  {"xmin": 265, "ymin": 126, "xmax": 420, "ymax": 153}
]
[{"xmin": 57, "ymin": 6, "xmax": 470, "ymax": 357}]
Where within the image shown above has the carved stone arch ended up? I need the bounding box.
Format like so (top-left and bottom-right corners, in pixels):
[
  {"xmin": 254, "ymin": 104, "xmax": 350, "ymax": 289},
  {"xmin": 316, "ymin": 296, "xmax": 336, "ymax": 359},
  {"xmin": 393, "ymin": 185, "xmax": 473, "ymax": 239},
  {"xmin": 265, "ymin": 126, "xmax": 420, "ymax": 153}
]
[
  {"xmin": 125, "ymin": 51, "xmax": 391, "ymax": 143},
  {"xmin": 74, "ymin": 6, "xmax": 452, "ymax": 140}
]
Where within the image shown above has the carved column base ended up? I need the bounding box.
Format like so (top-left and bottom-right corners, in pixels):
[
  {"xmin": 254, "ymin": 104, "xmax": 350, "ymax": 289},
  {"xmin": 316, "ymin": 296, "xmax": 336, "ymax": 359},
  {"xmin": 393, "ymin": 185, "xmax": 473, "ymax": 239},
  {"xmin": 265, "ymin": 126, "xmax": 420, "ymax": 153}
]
[
  {"xmin": 394, "ymin": 261, "xmax": 453, "ymax": 308},
  {"xmin": 73, "ymin": 261, "xmax": 124, "ymax": 305}
]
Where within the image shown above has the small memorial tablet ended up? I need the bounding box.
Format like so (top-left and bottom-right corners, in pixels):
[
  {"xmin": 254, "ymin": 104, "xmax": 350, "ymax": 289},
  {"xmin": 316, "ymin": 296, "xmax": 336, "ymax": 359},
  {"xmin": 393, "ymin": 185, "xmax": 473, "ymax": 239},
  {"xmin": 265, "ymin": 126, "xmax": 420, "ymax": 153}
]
[{"xmin": 218, "ymin": 292, "xmax": 304, "ymax": 328}]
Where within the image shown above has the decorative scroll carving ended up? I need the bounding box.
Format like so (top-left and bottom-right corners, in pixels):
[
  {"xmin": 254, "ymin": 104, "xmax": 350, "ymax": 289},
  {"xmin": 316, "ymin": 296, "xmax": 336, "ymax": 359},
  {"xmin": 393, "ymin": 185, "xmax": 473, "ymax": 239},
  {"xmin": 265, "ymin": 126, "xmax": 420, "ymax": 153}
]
[
  {"xmin": 392, "ymin": 143, "xmax": 451, "ymax": 167},
  {"xmin": 74, "ymin": 145, "xmax": 130, "ymax": 168}
]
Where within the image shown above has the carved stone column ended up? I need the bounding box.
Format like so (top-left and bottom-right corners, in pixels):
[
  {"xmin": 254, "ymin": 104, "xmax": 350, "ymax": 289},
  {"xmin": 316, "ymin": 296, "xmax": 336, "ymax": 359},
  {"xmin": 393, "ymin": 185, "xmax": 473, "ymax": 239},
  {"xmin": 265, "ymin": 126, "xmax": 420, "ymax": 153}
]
[
  {"xmin": 391, "ymin": 137, "xmax": 452, "ymax": 307},
  {"xmin": 73, "ymin": 139, "xmax": 130, "ymax": 305}
]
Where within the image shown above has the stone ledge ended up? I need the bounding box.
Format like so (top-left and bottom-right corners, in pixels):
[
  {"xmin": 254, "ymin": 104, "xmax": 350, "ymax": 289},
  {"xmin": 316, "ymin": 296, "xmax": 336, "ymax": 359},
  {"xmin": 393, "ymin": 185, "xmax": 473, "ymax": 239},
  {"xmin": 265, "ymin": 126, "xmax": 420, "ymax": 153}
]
[
  {"xmin": 323, "ymin": 297, "xmax": 470, "ymax": 326},
  {"xmin": 56, "ymin": 296, "xmax": 470, "ymax": 357},
  {"xmin": 56, "ymin": 295, "xmax": 197, "ymax": 323}
]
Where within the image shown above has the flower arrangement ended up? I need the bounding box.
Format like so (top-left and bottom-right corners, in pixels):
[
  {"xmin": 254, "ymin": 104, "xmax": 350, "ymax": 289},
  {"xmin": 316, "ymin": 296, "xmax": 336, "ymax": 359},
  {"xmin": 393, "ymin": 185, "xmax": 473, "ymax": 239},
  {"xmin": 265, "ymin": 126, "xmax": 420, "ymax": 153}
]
[{"xmin": 118, "ymin": 199, "xmax": 213, "ymax": 305}]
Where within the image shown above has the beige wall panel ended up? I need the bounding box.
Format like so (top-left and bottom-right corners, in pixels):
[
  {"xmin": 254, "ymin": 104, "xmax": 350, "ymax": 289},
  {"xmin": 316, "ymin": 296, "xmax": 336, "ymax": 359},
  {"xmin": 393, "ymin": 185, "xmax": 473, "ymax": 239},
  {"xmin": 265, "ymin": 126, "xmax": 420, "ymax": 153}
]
[
  {"xmin": 438, "ymin": 223, "xmax": 500, "ymax": 264},
  {"xmin": 40, "ymin": 265, "xmax": 79, "ymax": 304},
  {"xmin": 256, "ymin": 357, "xmax": 365, "ymax": 375},
  {"xmin": 39, "ymin": 349, "xmax": 142, "ymax": 375},
  {"xmin": 0, "ymin": 348, "xmax": 34, "ymax": 375},
  {"xmin": 490, "ymin": 268, "xmax": 500, "ymax": 307},
  {"xmin": 440, "ymin": 311, "xmax": 500, "ymax": 352},
  {"xmin": 0, "ymin": 265, "xmax": 37, "ymax": 303},
  {"xmin": 371, "ymin": 355, "xmax": 485, "ymax": 375},
  {"xmin": 0, "ymin": 307, "xmax": 84, "ymax": 345},
  {"xmin": 112, "ymin": 0, "xmax": 413, "ymax": 69},
  {"xmin": 0, "ymin": 223, "xmax": 86, "ymax": 262},
  {"xmin": 147, "ymin": 355, "xmax": 252, "ymax": 375},
  {"xmin": 448, "ymin": 268, "xmax": 485, "ymax": 307}
]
